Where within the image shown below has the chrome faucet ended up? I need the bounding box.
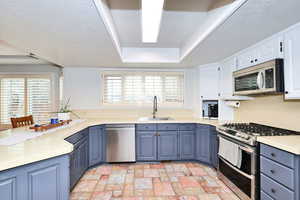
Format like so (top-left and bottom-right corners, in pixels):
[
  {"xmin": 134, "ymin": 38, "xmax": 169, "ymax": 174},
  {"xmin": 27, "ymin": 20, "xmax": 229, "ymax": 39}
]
[{"xmin": 152, "ymin": 96, "xmax": 158, "ymax": 119}]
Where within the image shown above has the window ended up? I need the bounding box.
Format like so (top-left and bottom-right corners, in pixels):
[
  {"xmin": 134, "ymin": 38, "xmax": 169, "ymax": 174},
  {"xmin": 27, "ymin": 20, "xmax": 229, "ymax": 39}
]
[
  {"xmin": 102, "ymin": 72, "xmax": 184, "ymax": 106},
  {"xmin": 0, "ymin": 75, "xmax": 52, "ymax": 124}
]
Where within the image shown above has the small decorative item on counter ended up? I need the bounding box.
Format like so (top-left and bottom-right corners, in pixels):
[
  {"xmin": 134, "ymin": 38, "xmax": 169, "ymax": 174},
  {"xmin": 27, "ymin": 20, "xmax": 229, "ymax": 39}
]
[
  {"xmin": 50, "ymin": 118, "xmax": 59, "ymax": 124},
  {"xmin": 30, "ymin": 120, "xmax": 72, "ymax": 132},
  {"xmin": 57, "ymin": 97, "xmax": 72, "ymax": 121}
]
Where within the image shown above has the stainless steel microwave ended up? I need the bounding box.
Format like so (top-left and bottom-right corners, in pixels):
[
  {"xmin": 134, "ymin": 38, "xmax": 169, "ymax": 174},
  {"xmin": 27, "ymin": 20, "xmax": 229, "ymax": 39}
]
[{"xmin": 233, "ymin": 59, "xmax": 284, "ymax": 95}]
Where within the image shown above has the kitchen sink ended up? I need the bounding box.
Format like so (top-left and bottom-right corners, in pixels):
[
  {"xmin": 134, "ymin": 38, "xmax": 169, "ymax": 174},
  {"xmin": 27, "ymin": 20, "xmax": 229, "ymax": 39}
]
[{"xmin": 138, "ymin": 117, "xmax": 174, "ymax": 121}]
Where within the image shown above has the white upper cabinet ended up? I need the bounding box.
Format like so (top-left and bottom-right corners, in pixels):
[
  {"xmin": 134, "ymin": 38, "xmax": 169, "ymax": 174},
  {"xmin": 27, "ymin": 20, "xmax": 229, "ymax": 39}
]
[
  {"xmin": 256, "ymin": 36, "xmax": 284, "ymax": 63},
  {"xmin": 198, "ymin": 63, "xmax": 219, "ymax": 100},
  {"xmin": 236, "ymin": 49, "xmax": 257, "ymax": 70},
  {"xmin": 284, "ymin": 24, "xmax": 300, "ymax": 99},
  {"xmin": 236, "ymin": 36, "xmax": 284, "ymax": 70},
  {"xmin": 219, "ymin": 57, "xmax": 236, "ymax": 97}
]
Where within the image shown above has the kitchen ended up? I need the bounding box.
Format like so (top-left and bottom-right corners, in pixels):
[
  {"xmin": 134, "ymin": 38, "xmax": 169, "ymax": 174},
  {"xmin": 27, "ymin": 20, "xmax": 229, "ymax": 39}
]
[{"xmin": 0, "ymin": 0, "xmax": 300, "ymax": 200}]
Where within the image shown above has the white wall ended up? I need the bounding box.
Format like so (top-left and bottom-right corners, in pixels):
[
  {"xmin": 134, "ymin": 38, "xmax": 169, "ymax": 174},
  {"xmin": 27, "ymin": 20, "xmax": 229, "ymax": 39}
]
[{"xmin": 63, "ymin": 67, "xmax": 197, "ymax": 110}]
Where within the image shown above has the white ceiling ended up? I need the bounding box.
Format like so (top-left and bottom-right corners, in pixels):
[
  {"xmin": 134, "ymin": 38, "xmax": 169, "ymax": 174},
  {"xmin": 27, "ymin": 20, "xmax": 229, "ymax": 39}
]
[
  {"xmin": 0, "ymin": 0, "xmax": 300, "ymax": 68},
  {"xmin": 110, "ymin": 10, "xmax": 208, "ymax": 48}
]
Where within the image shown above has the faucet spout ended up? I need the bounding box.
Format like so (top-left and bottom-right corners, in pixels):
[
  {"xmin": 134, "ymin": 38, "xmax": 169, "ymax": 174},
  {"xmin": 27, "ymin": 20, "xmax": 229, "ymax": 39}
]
[{"xmin": 152, "ymin": 96, "xmax": 158, "ymax": 119}]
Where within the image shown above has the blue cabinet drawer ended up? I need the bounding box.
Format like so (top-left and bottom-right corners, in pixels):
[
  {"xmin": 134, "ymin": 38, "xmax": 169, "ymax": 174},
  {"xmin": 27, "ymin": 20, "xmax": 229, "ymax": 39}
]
[
  {"xmin": 65, "ymin": 129, "xmax": 88, "ymax": 144},
  {"xmin": 260, "ymin": 144, "xmax": 294, "ymax": 168},
  {"xmin": 157, "ymin": 124, "xmax": 178, "ymax": 131},
  {"xmin": 136, "ymin": 124, "xmax": 156, "ymax": 131},
  {"xmin": 261, "ymin": 174, "xmax": 294, "ymax": 200},
  {"xmin": 261, "ymin": 191, "xmax": 274, "ymax": 200},
  {"xmin": 260, "ymin": 156, "xmax": 294, "ymax": 190},
  {"xmin": 179, "ymin": 124, "xmax": 195, "ymax": 131}
]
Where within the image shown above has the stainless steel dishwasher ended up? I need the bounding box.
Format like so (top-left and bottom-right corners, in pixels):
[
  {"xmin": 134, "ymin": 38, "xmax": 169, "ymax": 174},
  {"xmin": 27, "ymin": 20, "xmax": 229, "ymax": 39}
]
[{"xmin": 106, "ymin": 124, "xmax": 136, "ymax": 162}]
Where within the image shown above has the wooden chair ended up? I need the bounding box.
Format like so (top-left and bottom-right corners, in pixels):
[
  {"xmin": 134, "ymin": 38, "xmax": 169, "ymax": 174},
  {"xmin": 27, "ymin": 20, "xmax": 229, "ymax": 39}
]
[{"xmin": 11, "ymin": 115, "xmax": 34, "ymax": 128}]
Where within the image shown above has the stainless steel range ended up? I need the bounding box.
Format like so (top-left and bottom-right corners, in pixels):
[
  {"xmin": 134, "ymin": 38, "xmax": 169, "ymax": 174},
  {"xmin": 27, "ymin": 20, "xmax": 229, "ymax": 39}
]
[{"xmin": 216, "ymin": 123, "xmax": 299, "ymax": 200}]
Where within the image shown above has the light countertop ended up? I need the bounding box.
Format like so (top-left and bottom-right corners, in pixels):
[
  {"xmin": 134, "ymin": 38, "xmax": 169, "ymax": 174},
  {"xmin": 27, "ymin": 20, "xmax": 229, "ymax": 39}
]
[
  {"xmin": 257, "ymin": 136, "xmax": 300, "ymax": 155},
  {"xmin": 0, "ymin": 118, "xmax": 220, "ymax": 172}
]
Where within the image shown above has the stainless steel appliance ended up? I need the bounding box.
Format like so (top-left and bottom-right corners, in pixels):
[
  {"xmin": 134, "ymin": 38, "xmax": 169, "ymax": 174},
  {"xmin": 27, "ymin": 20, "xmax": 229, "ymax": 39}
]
[
  {"xmin": 233, "ymin": 59, "xmax": 284, "ymax": 95},
  {"xmin": 202, "ymin": 100, "xmax": 218, "ymax": 119},
  {"xmin": 217, "ymin": 123, "xmax": 299, "ymax": 200},
  {"xmin": 106, "ymin": 124, "xmax": 136, "ymax": 162}
]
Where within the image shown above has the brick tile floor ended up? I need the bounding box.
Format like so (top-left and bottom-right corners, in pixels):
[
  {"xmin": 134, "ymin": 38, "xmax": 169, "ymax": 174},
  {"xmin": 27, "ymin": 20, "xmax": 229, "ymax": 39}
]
[{"xmin": 70, "ymin": 162, "xmax": 240, "ymax": 200}]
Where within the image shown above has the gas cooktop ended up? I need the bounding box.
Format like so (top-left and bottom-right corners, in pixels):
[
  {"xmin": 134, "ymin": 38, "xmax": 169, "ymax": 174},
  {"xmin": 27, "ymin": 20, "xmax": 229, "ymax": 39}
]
[{"xmin": 217, "ymin": 123, "xmax": 300, "ymax": 146}]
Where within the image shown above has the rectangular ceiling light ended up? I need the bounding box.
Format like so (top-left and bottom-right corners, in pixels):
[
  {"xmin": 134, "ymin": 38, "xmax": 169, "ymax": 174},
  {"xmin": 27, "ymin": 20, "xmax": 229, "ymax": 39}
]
[{"xmin": 142, "ymin": 0, "xmax": 164, "ymax": 43}]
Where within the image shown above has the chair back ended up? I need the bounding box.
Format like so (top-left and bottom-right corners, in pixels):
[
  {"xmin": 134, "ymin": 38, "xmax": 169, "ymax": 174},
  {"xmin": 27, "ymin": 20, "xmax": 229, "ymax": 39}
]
[{"xmin": 11, "ymin": 115, "xmax": 34, "ymax": 128}]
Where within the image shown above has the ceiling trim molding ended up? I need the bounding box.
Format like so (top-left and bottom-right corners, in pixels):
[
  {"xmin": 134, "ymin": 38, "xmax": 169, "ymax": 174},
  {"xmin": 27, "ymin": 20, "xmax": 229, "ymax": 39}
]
[
  {"xmin": 93, "ymin": 0, "xmax": 123, "ymax": 58},
  {"xmin": 93, "ymin": 0, "xmax": 248, "ymax": 64},
  {"xmin": 180, "ymin": 0, "xmax": 248, "ymax": 61}
]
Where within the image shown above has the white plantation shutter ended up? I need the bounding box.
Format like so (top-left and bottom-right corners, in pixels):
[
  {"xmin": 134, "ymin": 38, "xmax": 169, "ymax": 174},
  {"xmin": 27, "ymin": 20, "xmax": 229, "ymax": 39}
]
[
  {"xmin": 103, "ymin": 75, "xmax": 122, "ymax": 103},
  {"xmin": 124, "ymin": 76, "xmax": 143, "ymax": 103},
  {"xmin": 0, "ymin": 78, "xmax": 25, "ymax": 124},
  {"xmin": 0, "ymin": 75, "xmax": 52, "ymax": 124},
  {"xmin": 144, "ymin": 76, "xmax": 163, "ymax": 103},
  {"xmin": 102, "ymin": 72, "xmax": 184, "ymax": 105},
  {"xmin": 164, "ymin": 75, "xmax": 184, "ymax": 103},
  {"xmin": 27, "ymin": 78, "xmax": 51, "ymax": 123}
]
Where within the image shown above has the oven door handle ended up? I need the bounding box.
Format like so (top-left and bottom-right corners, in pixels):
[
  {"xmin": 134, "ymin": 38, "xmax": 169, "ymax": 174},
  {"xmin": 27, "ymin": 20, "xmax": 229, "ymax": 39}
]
[
  {"xmin": 218, "ymin": 157, "xmax": 254, "ymax": 180},
  {"xmin": 239, "ymin": 145, "xmax": 255, "ymax": 154}
]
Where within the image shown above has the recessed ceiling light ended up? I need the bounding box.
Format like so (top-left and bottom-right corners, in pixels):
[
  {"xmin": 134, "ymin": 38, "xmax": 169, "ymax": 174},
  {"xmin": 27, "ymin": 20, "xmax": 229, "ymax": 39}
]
[{"xmin": 142, "ymin": 0, "xmax": 164, "ymax": 43}]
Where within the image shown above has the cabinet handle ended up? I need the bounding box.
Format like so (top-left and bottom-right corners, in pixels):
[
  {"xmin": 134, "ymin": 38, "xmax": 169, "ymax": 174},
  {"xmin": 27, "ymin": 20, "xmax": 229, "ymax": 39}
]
[
  {"xmin": 255, "ymin": 59, "xmax": 258, "ymax": 62},
  {"xmin": 270, "ymin": 169, "xmax": 275, "ymax": 174},
  {"xmin": 285, "ymin": 91, "xmax": 289, "ymax": 94},
  {"xmin": 271, "ymin": 189, "xmax": 276, "ymax": 193},
  {"xmin": 271, "ymin": 153, "xmax": 276, "ymax": 157},
  {"xmin": 251, "ymin": 60, "xmax": 254, "ymax": 63}
]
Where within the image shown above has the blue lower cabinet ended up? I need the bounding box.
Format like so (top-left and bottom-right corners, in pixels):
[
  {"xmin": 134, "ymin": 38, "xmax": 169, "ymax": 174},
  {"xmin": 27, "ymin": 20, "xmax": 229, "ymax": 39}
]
[
  {"xmin": 260, "ymin": 144, "xmax": 300, "ymax": 200},
  {"xmin": 89, "ymin": 125, "xmax": 105, "ymax": 167},
  {"xmin": 136, "ymin": 132, "xmax": 157, "ymax": 161},
  {"xmin": 0, "ymin": 155, "xmax": 69, "ymax": 200},
  {"xmin": 0, "ymin": 173, "xmax": 18, "ymax": 200},
  {"xmin": 196, "ymin": 125, "xmax": 211, "ymax": 164},
  {"xmin": 66, "ymin": 129, "xmax": 89, "ymax": 189},
  {"xmin": 210, "ymin": 127, "xmax": 218, "ymax": 168},
  {"xmin": 158, "ymin": 131, "xmax": 178, "ymax": 160},
  {"xmin": 179, "ymin": 131, "xmax": 195, "ymax": 160}
]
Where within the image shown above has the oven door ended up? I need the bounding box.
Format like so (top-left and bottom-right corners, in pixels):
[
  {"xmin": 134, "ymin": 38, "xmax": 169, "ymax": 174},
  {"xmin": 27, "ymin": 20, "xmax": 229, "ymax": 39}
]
[{"xmin": 217, "ymin": 136, "xmax": 257, "ymax": 200}]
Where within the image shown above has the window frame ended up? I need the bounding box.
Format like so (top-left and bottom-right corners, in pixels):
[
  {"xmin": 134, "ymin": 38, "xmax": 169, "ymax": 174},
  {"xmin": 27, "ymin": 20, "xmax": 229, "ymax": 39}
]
[
  {"xmin": 0, "ymin": 74, "xmax": 53, "ymax": 125},
  {"xmin": 101, "ymin": 71, "xmax": 185, "ymax": 108}
]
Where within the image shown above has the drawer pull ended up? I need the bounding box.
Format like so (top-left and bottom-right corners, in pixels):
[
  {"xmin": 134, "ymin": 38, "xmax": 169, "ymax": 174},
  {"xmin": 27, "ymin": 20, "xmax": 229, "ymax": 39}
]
[
  {"xmin": 270, "ymin": 169, "xmax": 275, "ymax": 174},
  {"xmin": 271, "ymin": 189, "xmax": 276, "ymax": 193},
  {"xmin": 271, "ymin": 153, "xmax": 276, "ymax": 157}
]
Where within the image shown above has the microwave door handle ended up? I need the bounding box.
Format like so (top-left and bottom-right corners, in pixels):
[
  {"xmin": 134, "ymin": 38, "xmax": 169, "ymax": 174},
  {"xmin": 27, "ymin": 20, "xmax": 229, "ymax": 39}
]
[{"xmin": 257, "ymin": 71, "xmax": 265, "ymax": 89}]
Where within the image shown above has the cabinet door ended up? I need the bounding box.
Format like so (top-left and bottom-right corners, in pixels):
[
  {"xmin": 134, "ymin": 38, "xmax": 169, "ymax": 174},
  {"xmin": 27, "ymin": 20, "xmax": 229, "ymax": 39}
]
[
  {"xmin": 237, "ymin": 49, "xmax": 256, "ymax": 70},
  {"xmin": 89, "ymin": 126, "xmax": 105, "ymax": 166},
  {"xmin": 69, "ymin": 151, "xmax": 77, "ymax": 189},
  {"xmin": 219, "ymin": 57, "xmax": 236, "ymax": 97},
  {"xmin": 257, "ymin": 36, "xmax": 283, "ymax": 63},
  {"xmin": 179, "ymin": 131, "xmax": 195, "ymax": 160},
  {"xmin": 196, "ymin": 125, "xmax": 211, "ymax": 164},
  {"xmin": 0, "ymin": 177, "xmax": 17, "ymax": 200},
  {"xmin": 284, "ymin": 24, "xmax": 300, "ymax": 99},
  {"xmin": 26, "ymin": 155, "xmax": 69, "ymax": 200},
  {"xmin": 158, "ymin": 131, "xmax": 178, "ymax": 160},
  {"xmin": 78, "ymin": 138, "xmax": 89, "ymax": 177},
  {"xmin": 136, "ymin": 132, "xmax": 157, "ymax": 161},
  {"xmin": 199, "ymin": 64, "xmax": 219, "ymax": 100},
  {"xmin": 210, "ymin": 127, "xmax": 218, "ymax": 168}
]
